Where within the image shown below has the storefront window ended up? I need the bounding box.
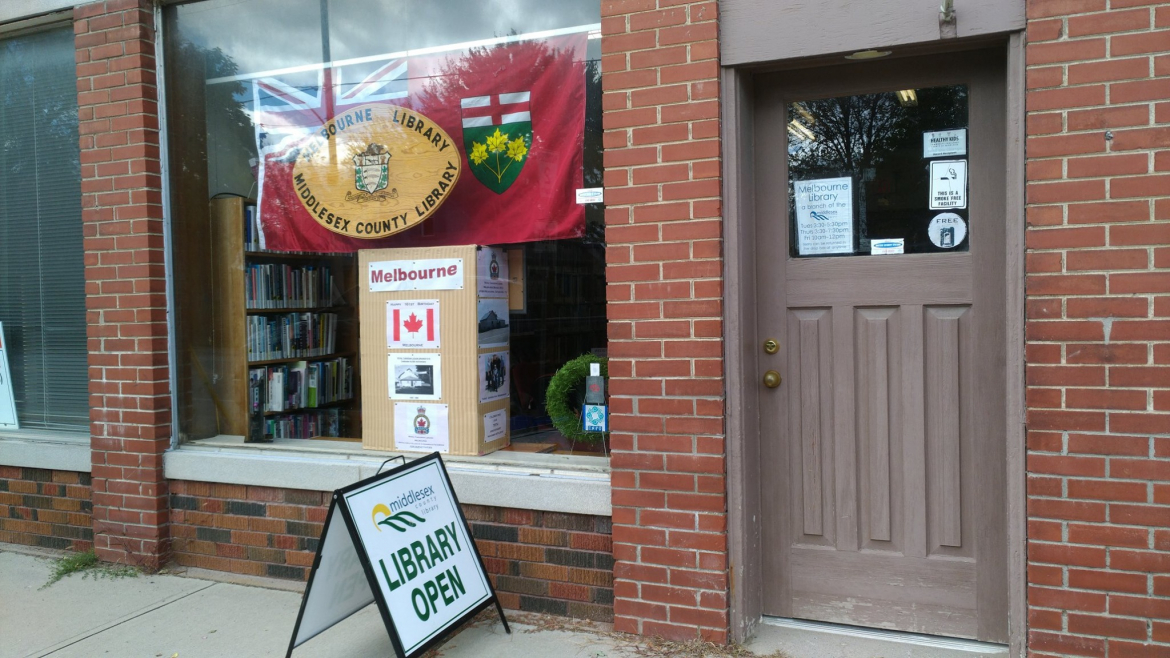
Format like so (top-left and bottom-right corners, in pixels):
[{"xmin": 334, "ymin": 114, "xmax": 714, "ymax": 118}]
[
  {"xmin": 787, "ymin": 85, "xmax": 970, "ymax": 257},
  {"xmin": 0, "ymin": 26, "xmax": 87, "ymax": 432},
  {"xmin": 164, "ymin": 0, "xmax": 605, "ymax": 455}
]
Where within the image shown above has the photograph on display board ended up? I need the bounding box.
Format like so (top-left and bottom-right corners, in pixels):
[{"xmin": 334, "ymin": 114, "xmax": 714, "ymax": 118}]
[
  {"xmin": 478, "ymin": 351, "xmax": 509, "ymax": 403},
  {"xmin": 476, "ymin": 298, "xmax": 510, "ymax": 348},
  {"xmin": 476, "ymin": 247, "xmax": 509, "ymax": 298},
  {"xmin": 388, "ymin": 353, "xmax": 442, "ymax": 400}
]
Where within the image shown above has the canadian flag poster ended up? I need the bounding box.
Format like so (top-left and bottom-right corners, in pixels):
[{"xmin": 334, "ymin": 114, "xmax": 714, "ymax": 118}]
[{"xmin": 386, "ymin": 300, "xmax": 440, "ymax": 350}]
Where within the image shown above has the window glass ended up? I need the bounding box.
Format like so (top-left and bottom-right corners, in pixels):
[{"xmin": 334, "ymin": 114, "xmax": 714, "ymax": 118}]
[
  {"xmin": 0, "ymin": 26, "xmax": 87, "ymax": 432},
  {"xmin": 165, "ymin": 0, "xmax": 605, "ymax": 455},
  {"xmin": 787, "ymin": 85, "xmax": 970, "ymax": 258}
]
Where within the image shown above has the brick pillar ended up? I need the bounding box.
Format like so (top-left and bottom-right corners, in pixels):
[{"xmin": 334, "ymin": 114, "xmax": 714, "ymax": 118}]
[
  {"xmin": 1025, "ymin": 2, "xmax": 1170, "ymax": 655},
  {"xmin": 601, "ymin": 0, "xmax": 727, "ymax": 643},
  {"xmin": 75, "ymin": 0, "xmax": 170, "ymax": 570}
]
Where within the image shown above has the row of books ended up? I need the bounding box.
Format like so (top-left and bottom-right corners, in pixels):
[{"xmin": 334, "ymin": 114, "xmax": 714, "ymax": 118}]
[
  {"xmin": 247, "ymin": 312, "xmax": 338, "ymax": 362},
  {"xmin": 246, "ymin": 262, "xmax": 336, "ymax": 310},
  {"xmin": 244, "ymin": 203, "xmax": 260, "ymax": 251},
  {"xmin": 249, "ymin": 357, "xmax": 354, "ymax": 414},
  {"xmin": 252, "ymin": 409, "xmax": 343, "ymax": 440}
]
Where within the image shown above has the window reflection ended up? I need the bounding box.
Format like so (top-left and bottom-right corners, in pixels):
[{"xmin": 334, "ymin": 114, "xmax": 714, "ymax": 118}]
[{"xmin": 787, "ymin": 85, "xmax": 970, "ymax": 257}]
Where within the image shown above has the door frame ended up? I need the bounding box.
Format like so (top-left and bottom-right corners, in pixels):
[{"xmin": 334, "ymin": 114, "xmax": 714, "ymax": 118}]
[{"xmin": 722, "ymin": 34, "xmax": 1027, "ymax": 655}]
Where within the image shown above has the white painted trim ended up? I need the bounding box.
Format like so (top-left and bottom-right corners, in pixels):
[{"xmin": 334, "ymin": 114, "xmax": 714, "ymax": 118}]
[
  {"xmin": 762, "ymin": 617, "xmax": 1009, "ymax": 654},
  {"xmin": 164, "ymin": 437, "xmax": 611, "ymax": 517},
  {"xmin": 0, "ymin": 432, "xmax": 91, "ymax": 472},
  {"xmin": 0, "ymin": 1, "xmax": 72, "ymax": 26}
]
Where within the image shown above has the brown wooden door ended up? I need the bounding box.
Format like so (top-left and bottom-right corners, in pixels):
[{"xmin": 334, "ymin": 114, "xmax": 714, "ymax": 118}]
[{"xmin": 754, "ymin": 51, "xmax": 1009, "ymax": 642}]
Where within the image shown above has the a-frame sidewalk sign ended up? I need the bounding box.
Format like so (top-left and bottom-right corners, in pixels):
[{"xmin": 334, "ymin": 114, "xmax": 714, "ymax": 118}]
[{"xmin": 285, "ymin": 452, "xmax": 509, "ymax": 657}]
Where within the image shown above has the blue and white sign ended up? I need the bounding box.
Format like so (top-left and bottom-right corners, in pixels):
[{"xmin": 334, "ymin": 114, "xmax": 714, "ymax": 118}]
[{"xmin": 583, "ymin": 404, "xmax": 608, "ymax": 433}]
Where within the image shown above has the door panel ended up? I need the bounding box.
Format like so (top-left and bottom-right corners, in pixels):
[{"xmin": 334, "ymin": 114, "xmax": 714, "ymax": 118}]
[{"xmin": 755, "ymin": 50, "xmax": 1008, "ymax": 642}]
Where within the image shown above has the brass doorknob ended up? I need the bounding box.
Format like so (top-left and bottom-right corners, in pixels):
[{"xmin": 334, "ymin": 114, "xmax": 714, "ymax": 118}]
[
  {"xmin": 763, "ymin": 339, "xmax": 779, "ymax": 354},
  {"xmin": 763, "ymin": 370, "xmax": 782, "ymax": 388}
]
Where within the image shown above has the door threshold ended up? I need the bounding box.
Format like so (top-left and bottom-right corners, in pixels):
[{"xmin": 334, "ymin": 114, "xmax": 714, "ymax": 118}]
[{"xmin": 748, "ymin": 617, "xmax": 1008, "ymax": 658}]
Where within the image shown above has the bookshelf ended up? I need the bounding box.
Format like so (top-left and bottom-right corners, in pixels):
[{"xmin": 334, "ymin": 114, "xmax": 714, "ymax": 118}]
[{"xmin": 209, "ymin": 197, "xmax": 361, "ymax": 441}]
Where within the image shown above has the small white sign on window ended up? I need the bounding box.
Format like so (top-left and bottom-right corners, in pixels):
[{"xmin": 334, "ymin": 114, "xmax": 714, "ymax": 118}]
[
  {"xmin": 575, "ymin": 187, "xmax": 604, "ymax": 204},
  {"xmin": 793, "ymin": 177, "xmax": 854, "ymax": 255},
  {"xmin": 929, "ymin": 160, "xmax": 967, "ymax": 210},
  {"xmin": 870, "ymin": 238, "xmax": 905, "ymax": 255},
  {"xmin": 0, "ymin": 322, "xmax": 18, "ymax": 429},
  {"xmin": 923, "ymin": 129, "xmax": 967, "ymax": 158}
]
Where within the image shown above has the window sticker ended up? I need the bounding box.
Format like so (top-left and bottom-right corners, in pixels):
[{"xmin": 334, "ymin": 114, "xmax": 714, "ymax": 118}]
[
  {"xmin": 923, "ymin": 129, "xmax": 966, "ymax": 158},
  {"xmin": 929, "ymin": 160, "xmax": 967, "ymax": 210},
  {"xmin": 928, "ymin": 213, "xmax": 967, "ymax": 249},
  {"xmin": 793, "ymin": 177, "xmax": 854, "ymax": 255},
  {"xmin": 870, "ymin": 238, "xmax": 905, "ymax": 255}
]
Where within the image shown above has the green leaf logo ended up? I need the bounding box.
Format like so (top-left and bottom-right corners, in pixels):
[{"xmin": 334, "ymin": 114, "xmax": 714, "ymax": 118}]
[{"xmin": 372, "ymin": 505, "xmax": 426, "ymax": 532}]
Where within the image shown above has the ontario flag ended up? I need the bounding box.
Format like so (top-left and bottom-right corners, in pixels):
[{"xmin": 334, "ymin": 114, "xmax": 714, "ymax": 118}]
[{"xmin": 252, "ymin": 32, "xmax": 587, "ymax": 253}]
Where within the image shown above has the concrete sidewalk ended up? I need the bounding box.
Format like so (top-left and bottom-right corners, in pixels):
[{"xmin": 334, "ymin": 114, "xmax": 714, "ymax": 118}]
[
  {"xmin": 0, "ymin": 547, "xmax": 713, "ymax": 658},
  {"xmin": 1, "ymin": 547, "xmax": 1008, "ymax": 658}
]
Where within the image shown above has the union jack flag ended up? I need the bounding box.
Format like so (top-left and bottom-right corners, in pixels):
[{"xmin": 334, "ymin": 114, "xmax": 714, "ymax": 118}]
[{"xmin": 251, "ymin": 59, "xmax": 409, "ymax": 151}]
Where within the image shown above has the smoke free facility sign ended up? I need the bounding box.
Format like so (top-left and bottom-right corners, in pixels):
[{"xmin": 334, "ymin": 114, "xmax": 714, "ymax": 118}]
[{"xmin": 793, "ymin": 177, "xmax": 854, "ymax": 255}]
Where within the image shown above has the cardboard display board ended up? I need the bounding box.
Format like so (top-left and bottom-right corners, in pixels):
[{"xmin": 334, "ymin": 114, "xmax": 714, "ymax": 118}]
[
  {"xmin": 286, "ymin": 453, "xmax": 508, "ymax": 657},
  {"xmin": 359, "ymin": 245, "xmax": 510, "ymax": 455}
]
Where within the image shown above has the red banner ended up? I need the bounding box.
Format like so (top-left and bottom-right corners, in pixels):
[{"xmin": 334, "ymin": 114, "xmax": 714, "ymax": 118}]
[{"xmin": 252, "ymin": 33, "xmax": 587, "ymax": 252}]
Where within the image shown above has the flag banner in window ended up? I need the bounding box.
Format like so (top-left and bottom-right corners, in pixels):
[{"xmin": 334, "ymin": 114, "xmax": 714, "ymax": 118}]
[{"xmin": 253, "ymin": 33, "xmax": 587, "ymax": 252}]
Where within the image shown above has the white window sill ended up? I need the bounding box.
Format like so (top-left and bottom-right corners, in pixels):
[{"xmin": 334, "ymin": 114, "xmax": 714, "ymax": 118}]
[
  {"xmin": 164, "ymin": 436, "xmax": 611, "ymax": 517},
  {"xmin": 0, "ymin": 430, "xmax": 91, "ymax": 473}
]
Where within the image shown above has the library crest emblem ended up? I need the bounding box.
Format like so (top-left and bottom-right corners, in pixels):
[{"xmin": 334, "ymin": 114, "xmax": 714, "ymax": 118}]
[
  {"xmin": 414, "ymin": 406, "xmax": 431, "ymax": 435},
  {"xmin": 291, "ymin": 103, "xmax": 461, "ymax": 240},
  {"xmin": 350, "ymin": 143, "xmax": 392, "ymax": 198}
]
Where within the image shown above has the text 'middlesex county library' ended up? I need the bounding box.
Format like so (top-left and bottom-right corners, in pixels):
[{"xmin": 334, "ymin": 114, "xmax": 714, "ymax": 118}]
[{"xmin": 0, "ymin": 0, "xmax": 1168, "ymax": 654}]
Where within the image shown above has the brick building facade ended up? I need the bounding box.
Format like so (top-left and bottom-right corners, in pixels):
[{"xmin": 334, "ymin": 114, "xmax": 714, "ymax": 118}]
[{"xmin": 0, "ymin": 0, "xmax": 1167, "ymax": 655}]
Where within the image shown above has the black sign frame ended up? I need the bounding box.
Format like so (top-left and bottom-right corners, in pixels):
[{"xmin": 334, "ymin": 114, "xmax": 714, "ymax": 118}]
[{"xmin": 285, "ymin": 452, "xmax": 509, "ymax": 657}]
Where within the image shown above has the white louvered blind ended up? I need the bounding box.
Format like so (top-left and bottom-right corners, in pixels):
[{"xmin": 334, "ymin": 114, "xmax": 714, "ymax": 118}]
[{"xmin": 0, "ymin": 27, "xmax": 88, "ymax": 432}]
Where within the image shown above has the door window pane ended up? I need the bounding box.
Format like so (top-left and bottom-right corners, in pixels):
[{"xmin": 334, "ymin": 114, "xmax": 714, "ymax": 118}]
[{"xmin": 787, "ymin": 85, "xmax": 970, "ymax": 258}]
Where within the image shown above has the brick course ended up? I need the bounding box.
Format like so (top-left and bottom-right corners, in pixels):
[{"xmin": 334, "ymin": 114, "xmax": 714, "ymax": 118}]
[
  {"xmin": 1025, "ymin": 1, "xmax": 1170, "ymax": 656},
  {"xmin": 0, "ymin": 467, "xmax": 93, "ymax": 552},
  {"xmin": 601, "ymin": 0, "xmax": 727, "ymax": 643},
  {"xmin": 170, "ymin": 482, "xmax": 614, "ymax": 621},
  {"xmin": 74, "ymin": 0, "xmax": 170, "ymax": 570}
]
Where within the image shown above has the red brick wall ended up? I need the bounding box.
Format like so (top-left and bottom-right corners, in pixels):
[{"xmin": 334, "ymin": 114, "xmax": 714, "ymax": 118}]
[
  {"xmin": 75, "ymin": 0, "xmax": 170, "ymax": 570},
  {"xmin": 1025, "ymin": 1, "xmax": 1170, "ymax": 656},
  {"xmin": 601, "ymin": 0, "xmax": 727, "ymax": 643},
  {"xmin": 0, "ymin": 467, "xmax": 93, "ymax": 552},
  {"xmin": 170, "ymin": 481, "xmax": 614, "ymax": 620}
]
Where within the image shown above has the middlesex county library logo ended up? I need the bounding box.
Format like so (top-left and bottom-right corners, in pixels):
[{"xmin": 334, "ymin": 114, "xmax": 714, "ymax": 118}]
[
  {"xmin": 371, "ymin": 485, "xmax": 436, "ymax": 532},
  {"xmin": 292, "ymin": 104, "xmax": 461, "ymax": 240}
]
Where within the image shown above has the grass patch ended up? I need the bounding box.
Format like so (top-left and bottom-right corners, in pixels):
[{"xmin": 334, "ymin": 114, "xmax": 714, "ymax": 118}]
[{"xmin": 41, "ymin": 550, "xmax": 139, "ymax": 589}]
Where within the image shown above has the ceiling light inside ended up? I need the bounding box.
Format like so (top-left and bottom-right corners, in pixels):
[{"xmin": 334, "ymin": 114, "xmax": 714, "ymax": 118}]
[
  {"xmin": 845, "ymin": 49, "xmax": 891, "ymax": 60},
  {"xmin": 896, "ymin": 89, "xmax": 918, "ymax": 106}
]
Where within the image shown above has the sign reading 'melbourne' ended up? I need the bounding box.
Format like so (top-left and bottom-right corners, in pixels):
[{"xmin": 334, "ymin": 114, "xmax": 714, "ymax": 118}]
[{"xmin": 286, "ymin": 453, "xmax": 506, "ymax": 658}]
